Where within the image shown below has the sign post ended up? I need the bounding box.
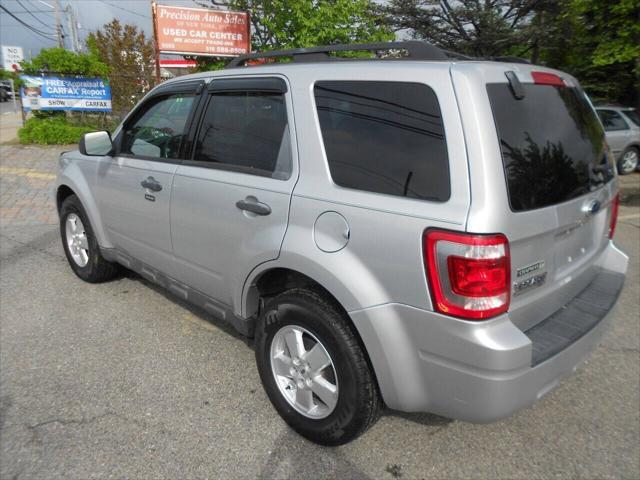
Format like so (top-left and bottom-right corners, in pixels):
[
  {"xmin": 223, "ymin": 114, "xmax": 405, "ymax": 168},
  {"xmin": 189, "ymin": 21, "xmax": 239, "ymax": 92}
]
[
  {"xmin": 9, "ymin": 79, "xmax": 18, "ymax": 114},
  {"xmin": 151, "ymin": 2, "xmax": 162, "ymax": 85}
]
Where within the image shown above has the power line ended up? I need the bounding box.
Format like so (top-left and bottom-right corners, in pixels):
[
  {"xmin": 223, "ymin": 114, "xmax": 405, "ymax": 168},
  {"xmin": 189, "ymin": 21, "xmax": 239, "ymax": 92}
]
[
  {"xmin": 16, "ymin": 0, "xmax": 54, "ymax": 30},
  {"xmin": 0, "ymin": 4, "xmax": 57, "ymax": 41},
  {"xmin": 97, "ymin": 0, "xmax": 151, "ymax": 19}
]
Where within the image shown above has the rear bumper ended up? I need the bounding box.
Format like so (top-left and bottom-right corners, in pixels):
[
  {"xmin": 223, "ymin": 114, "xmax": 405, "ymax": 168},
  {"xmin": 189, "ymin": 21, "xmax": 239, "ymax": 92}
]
[{"xmin": 350, "ymin": 241, "xmax": 628, "ymax": 422}]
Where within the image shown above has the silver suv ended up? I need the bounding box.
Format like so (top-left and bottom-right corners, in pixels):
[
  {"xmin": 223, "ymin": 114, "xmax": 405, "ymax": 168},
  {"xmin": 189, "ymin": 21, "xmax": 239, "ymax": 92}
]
[{"xmin": 56, "ymin": 42, "xmax": 628, "ymax": 445}]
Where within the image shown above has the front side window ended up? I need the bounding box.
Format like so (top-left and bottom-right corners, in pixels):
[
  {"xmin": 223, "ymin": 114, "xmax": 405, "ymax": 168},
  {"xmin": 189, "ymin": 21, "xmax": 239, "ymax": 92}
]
[
  {"xmin": 121, "ymin": 94, "xmax": 195, "ymax": 159},
  {"xmin": 313, "ymin": 81, "xmax": 450, "ymax": 202},
  {"xmin": 193, "ymin": 91, "xmax": 291, "ymax": 179},
  {"xmin": 597, "ymin": 110, "xmax": 629, "ymax": 131}
]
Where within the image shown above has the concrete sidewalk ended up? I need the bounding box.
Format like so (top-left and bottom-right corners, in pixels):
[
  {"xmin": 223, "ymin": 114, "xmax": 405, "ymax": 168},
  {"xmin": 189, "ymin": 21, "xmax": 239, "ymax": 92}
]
[{"xmin": 0, "ymin": 110, "xmax": 23, "ymax": 144}]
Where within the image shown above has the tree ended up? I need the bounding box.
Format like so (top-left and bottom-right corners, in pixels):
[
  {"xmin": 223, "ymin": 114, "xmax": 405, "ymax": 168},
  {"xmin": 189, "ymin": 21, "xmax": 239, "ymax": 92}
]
[
  {"xmin": 87, "ymin": 20, "xmax": 156, "ymax": 116},
  {"xmin": 537, "ymin": 0, "xmax": 639, "ymax": 108},
  {"xmin": 382, "ymin": 0, "xmax": 550, "ymax": 57},
  {"xmin": 0, "ymin": 68, "xmax": 13, "ymax": 80},
  {"xmin": 19, "ymin": 47, "xmax": 108, "ymax": 76},
  {"xmin": 193, "ymin": 0, "xmax": 392, "ymax": 70},
  {"xmin": 382, "ymin": 0, "xmax": 638, "ymax": 107}
]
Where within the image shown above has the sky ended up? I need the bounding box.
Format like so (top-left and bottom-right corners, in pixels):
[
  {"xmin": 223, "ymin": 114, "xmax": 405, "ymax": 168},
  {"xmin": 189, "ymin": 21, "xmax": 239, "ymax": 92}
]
[{"xmin": 0, "ymin": 0, "xmax": 202, "ymax": 62}]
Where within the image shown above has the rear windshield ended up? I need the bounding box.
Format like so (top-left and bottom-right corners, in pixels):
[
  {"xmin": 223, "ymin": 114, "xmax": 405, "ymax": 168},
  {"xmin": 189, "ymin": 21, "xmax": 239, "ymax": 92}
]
[{"xmin": 487, "ymin": 83, "xmax": 612, "ymax": 212}]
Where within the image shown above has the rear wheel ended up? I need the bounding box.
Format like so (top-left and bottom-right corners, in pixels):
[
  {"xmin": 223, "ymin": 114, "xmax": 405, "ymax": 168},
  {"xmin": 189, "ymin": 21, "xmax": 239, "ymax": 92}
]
[
  {"xmin": 618, "ymin": 146, "xmax": 639, "ymax": 175},
  {"xmin": 59, "ymin": 194, "xmax": 119, "ymax": 283},
  {"xmin": 255, "ymin": 288, "xmax": 380, "ymax": 445}
]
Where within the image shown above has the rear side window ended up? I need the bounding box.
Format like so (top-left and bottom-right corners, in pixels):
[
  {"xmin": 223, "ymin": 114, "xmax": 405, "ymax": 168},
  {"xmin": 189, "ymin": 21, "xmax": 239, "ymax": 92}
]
[
  {"xmin": 314, "ymin": 81, "xmax": 450, "ymax": 202},
  {"xmin": 487, "ymin": 83, "xmax": 611, "ymax": 212},
  {"xmin": 193, "ymin": 91, "xmax": 291, "ymax": 179},
  {"xmin": 623, "ymin": 109, "xmax": 640, "ymax": 126}
]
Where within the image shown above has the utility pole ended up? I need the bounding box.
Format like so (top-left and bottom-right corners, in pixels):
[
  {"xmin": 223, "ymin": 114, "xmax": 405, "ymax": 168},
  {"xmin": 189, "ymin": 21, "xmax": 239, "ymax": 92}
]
[
  {"xmin": 54, "ymin": 0, "xmax": 63, "ymax": 48},
  {"xmin": 65, "ymin": 5, "xmax": 79, "ymax": 52}
]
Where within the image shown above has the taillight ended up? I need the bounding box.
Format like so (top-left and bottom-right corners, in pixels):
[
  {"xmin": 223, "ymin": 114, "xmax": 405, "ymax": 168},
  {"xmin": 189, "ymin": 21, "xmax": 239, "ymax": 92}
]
[
  {"xmin": 531, "ymin": 71, "xmax": 565, "ymax": 87},
  {"xmin": 609, "ymin": 194, "xmax": 620, "ymax": 239},
  {"xmin": 424, "ymin": 230, "xmax": 511, "ymax": 320}
]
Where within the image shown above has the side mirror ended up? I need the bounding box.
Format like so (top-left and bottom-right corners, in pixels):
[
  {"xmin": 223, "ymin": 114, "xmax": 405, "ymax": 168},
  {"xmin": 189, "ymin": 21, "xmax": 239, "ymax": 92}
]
[{"xmin": 79, "ymin": 131, "xmax": 113, "ymax": 156}]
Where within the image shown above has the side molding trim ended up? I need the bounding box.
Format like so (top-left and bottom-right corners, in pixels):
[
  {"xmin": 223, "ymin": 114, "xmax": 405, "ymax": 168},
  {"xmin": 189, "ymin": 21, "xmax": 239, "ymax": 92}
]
[{"xmin": 101, "ymin": 247, "xmax": 256, "ymax": 337}]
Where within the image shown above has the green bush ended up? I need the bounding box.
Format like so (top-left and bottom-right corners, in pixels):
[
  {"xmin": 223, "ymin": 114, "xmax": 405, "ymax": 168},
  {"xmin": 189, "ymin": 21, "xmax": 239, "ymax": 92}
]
[{"xmin": 18, "ymin": 116, "xmax": 96, "ymax": 145}]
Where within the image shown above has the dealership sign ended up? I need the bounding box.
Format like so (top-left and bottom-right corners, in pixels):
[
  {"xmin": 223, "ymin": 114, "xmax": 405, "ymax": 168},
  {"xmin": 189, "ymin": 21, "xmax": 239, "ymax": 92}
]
[
  {"xmin": 20, "ymin": 76, "xmax": 112, "ymax": 112},
  {"xmin": 153, "ymin": 3, "xmax": 250, "ymax": 57}
]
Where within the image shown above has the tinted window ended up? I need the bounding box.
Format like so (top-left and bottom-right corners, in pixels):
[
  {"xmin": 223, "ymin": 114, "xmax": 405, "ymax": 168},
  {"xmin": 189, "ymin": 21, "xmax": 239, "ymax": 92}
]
[
  {"xmin": 314, "ymin": 81, "xmax": 450, "ymax": 202},
  {"xmin": 487, "ymin": 83, "xmax": 612, "ymax": 212},
  {"xmin": 121, "ymin": 94, "xmax": 194, "ymax": 159},
  {"xmin": 193, "ymin": 91, "xmax": 291, "ymax": 179},
  {"xmin": 623, "ymin": 109, "xmax": 640, "ymax": 126},
  {"xmin": 597, "ymin": 110, "xmax": 629, "ymax": 131}
]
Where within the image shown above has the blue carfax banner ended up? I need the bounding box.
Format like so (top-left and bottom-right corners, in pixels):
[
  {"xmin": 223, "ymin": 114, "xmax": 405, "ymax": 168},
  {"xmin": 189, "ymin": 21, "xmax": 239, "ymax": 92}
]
[{"xmin": 20, "ymin": 75, "xmax": 112, "ymax": 112}]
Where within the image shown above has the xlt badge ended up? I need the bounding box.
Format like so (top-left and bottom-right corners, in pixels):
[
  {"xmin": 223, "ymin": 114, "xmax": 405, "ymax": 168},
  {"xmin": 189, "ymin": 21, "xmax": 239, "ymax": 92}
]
[{"xmin": 514, "ymin": 272, "xmax": 547, "ymax": 295}]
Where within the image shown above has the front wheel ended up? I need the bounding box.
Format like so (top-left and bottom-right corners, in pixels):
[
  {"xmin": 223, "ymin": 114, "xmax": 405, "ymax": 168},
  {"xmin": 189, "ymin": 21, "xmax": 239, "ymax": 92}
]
[
  {"xmin": 255, "ymin": 288, "xmax": 381, "ymax": 445},
  {"xmin": 618, "ymin": 147, "xmax": 639, "ymax": 175},
  {"xmin": 59, "ymin": 194, "xmax": 119, "ymax": 283}
]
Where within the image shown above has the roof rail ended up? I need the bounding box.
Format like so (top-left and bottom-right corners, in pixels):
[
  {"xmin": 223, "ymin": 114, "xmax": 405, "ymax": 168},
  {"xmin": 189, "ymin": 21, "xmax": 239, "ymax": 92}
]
[
  {"xmin": 224, "ymin": 41, "xmax": 532, "ymax": 68},
  {"xmin": 225, "ymin": 41, "xmax": 449, "ymax": 68}
]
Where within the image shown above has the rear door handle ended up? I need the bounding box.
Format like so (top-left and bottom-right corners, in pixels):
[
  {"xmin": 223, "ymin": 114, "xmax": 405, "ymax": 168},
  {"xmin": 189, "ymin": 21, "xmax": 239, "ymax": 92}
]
[
  {"xmin": 141, "ymin": 176, "xmax": 162, "ymax": 192},
  {"xmin": 236, "ymin": 197, "xmax": 271, "ymax": 216}
]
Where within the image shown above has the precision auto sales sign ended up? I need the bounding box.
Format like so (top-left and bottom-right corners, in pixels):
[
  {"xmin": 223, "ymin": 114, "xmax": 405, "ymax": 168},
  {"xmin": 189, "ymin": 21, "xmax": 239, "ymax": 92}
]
[{"xmin": 154, "ymin": 4, "xmax": 250, "ymax": 57}]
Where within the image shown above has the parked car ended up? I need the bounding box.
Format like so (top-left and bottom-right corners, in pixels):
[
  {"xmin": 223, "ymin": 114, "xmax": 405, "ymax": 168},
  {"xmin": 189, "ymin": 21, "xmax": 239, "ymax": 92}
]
[
  {"xmin": 0, "ymin": 84, "xmax": 12, "ymax": 102},
  {"xmin": 56, "ymin": 42, "xmax": 628, "ymax": 446},
  {"xmin": 596, "ymin": 105, "xmax": 640, "ymax": 174}
]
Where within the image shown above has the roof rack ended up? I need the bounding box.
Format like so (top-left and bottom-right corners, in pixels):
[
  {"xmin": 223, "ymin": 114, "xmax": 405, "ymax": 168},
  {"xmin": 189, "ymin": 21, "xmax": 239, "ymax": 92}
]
[
  {"xmin": 224, "ymin": 41, "xmax": 531, "ymax": 68},
  {"xmin": 225, "ymin": 41, "xmax": 449, "ymax": 68}
]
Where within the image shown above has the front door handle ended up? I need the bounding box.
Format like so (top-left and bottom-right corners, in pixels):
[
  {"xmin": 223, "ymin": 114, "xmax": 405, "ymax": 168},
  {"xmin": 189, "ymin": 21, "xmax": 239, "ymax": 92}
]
[
  {"xmin": 236, "ymin": 197, "xmax": 271, "ymax": 216},
  {"xmin": 141, "ymin": 176, "xmax": 162, "ymax": 192}
]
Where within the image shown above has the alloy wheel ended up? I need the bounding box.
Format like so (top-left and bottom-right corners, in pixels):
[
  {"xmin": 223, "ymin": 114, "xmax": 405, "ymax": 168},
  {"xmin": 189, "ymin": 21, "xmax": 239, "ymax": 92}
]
[
  {"xmin": 65, "ymin": 213, "xmax": 89, "ymax": 267},
  {"xmin": 270, "ymin": 325, "xmax": 339, "ymax": 419},
  {"xmin": 621, "ymin": 149, "xmax": 639, "ymax": 174}
]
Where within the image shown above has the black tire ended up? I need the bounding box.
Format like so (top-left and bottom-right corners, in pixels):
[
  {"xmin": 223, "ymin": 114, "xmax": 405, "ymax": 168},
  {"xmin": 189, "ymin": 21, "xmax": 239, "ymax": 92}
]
[
  {"xmin": 59, "ymin": 194, "xmax": 119, "ymax": 283},
  {"xmin": 617, "ymin": 146, "xmax": 639, "ymax": 175},
  {"xmin": 255, "ymin": 288, "xmax": 381, "ymax": 445}
]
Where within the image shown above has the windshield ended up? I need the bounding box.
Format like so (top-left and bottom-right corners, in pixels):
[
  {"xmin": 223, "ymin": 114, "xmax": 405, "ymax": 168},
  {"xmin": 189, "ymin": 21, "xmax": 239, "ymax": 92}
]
[{"xmin": 487, "ymin": 83, "xmax": 613, "ymax": 212}]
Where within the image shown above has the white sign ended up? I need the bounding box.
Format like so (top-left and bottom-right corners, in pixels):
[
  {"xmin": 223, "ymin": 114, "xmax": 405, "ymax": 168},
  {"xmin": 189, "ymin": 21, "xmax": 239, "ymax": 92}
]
[{"xmin": 2, "ymin": 46, "xmax": 24, "ymax": 72}]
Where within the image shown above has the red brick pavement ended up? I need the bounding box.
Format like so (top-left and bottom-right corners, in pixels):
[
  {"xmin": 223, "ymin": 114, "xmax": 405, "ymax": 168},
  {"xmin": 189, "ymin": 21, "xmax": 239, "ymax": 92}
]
[{"xmin": 0, "ymin": 145, "xmax": 66, "ymax": 227}]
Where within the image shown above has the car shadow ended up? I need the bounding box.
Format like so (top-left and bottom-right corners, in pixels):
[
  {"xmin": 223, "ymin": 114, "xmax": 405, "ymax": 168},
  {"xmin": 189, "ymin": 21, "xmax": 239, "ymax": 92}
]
[
  {"xmin": 121, "ymin": 269, "xmax": 252, "ymax": 346},
  {"xmin": 122, "ymin": 269, "xmax": 454, "ymax": 433},
  {"xmin": 256, "ymin": 428, "xmax": 374, "ymax": 480},
  {"xmin": 384, "ymin": 410, "xmax": 454, "ymax": 427}
]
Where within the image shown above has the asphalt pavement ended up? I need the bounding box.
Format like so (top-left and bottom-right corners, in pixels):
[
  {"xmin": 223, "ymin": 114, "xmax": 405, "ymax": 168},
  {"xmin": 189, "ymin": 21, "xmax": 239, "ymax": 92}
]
[{"xmin": 0, "ymin": 148, "xmax": 638, "ymax": 479}]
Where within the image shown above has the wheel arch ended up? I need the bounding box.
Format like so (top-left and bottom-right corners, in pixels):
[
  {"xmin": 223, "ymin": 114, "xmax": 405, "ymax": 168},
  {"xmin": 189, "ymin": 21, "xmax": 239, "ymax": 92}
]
[
  {"xmin": 56, "ymin": 176, "xmax": 111, "ymax": 248},
  {"xmin": 242, "ymin": 265, "xmax": 384, "ymax": 404}
]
